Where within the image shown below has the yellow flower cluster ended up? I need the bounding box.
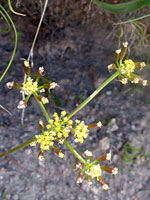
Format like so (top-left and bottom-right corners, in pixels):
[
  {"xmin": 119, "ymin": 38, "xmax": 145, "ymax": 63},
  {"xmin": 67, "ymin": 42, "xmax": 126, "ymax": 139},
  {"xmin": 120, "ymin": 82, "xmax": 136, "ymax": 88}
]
[
  {"xmin": 74, "ymin": 120, "xmax": 88, "ymax": 143},
  {"xmin": 120, "ymin": 59, "xmax": 135, "ymax": 76},
  {"xmin": 35, "ymin": 131, "xmax": 56, "ymax": 151},
  {"xmin": 107, "ymin": 42, "xmax": 147, "ymax": 86},
  {"xmin": 35, "ymin": 111, "xmax": 73, "ymax": 151},
  {"xmin": 34, "ymin": 111, "xmax": 89, "ymax": 152},
  {"xmin": 85, "ymin": 164, "xmax": 102, "ymax": 179},
  {"xmin": 21, "ymin": 77, "xmax": 38, "ymax": 95}
]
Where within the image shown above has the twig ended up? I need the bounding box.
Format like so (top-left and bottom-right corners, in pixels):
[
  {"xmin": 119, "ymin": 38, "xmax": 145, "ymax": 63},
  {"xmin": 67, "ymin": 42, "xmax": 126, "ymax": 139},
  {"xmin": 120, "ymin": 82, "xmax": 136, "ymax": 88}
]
[
  {"xmin": 0, "ymin": 104, "xmax": 11, "ymax": 115},
  {"xmin": 21, "ymin": 0, "xmax": 49, "ymax": 125}
]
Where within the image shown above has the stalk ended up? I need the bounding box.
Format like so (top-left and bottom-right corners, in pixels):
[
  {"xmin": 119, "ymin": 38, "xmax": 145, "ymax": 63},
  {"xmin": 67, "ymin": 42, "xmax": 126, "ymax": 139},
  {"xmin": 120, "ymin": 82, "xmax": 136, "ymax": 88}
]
[{"xmin": 67, "ymin": 71, "xmax": 119, "ymax": 119}]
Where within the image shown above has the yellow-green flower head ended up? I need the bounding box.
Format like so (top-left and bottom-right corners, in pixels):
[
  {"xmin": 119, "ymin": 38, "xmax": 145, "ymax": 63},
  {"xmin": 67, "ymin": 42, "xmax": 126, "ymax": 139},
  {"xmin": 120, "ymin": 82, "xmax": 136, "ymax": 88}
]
[
  {"xmin": 21, "ymin": 77, "xmax": 38, "ymax": 95},
  {"xmin": 35, "ymin": 131, "xmax": 56, "ymax": 151},
  {"xmin": 120, "ymin": 59, "xmax": 135, "ymax": 76},
  {"xmin": 74, "ymin": 120, "xmax": 88, "ymax": 143},
  {"xmin": 85, "ymin": 164, "xmax": 102, "ymax": 179}
]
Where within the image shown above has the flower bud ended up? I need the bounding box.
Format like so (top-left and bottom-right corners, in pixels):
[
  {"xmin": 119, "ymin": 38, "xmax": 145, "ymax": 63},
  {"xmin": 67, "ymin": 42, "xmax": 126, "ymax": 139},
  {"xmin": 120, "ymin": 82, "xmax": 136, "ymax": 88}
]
[
  {"xmin": 43, "ymin": 82, "xmax": 58, "ymax": 90},
  {"xmin": 36, "ymin": 95, "xmax": 49, "ymax": 104},
  {"xmin": 76, "ymin": 172, "xmax": 83, "ymax": 184},
  {"xmin": 100, "ymin": 166, "xmax": 118, "ymax": 175},
  {"xmin": 107, "ymin": 64, "xmax": 116, "ymax": 72},
  {"xmin": 24, "ymin": 60, "xmax": 30, "ymax": 76},
  {"xmin": 120, "ymin": 42, "xmax": 128, "ymax": 60},
  {"xmin": 17, "ymin": 100, "xmax": 27, "ymax": 109},
  {"xmin": 97, "ymin": 153, "xmax": 111, "ymax": 162},
  {"xmin": 39, "ymin": 119, "xmax": 44, "ymax": 130},
  {"xmin": 6, "ymin": 81, "xmax": 14, "ymax": 89},
  {"xmin": 30, "ymin": 141, "xmax": 36, "ymax": 147},
  {"xmin": 97, "ymin": 121, "xmax": 102, "ymax": 128},
  {"xmin": 36, "ymin": 67, "xmax": 44, "ymax": 79},
  {"xmin": 38, "ymin": 151, "xmax": 45, "ymax": 161},
  {"xmin": 96, "ymin": 177, "xmax": 109, "ymax": 190},
  {"xmin": 142, "ymin": 80, "xmax": 147, "ymax": 86},
  {"xmin": 120, "ymin": 77, "xmax": 128, "ymax": 85},
  {"xmin": 84, "ymin": 150, "xmax": 93, "ymax": 158},
  {"xmin": 115, "ymin": 49, "xmax": 121, "ymax": 62}
]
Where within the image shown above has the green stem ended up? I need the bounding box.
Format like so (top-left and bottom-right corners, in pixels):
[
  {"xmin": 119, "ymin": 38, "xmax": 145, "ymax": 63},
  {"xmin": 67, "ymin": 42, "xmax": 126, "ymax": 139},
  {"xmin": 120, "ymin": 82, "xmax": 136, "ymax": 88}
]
[
  {"xmin": 0, "ymin": 9, "xmax": 11, "ymax": 33},
  {"xmin": 0, "ymin": 137, "xmax": 35, "ymax": 158},
  {"xmin": 63, "ymin": 140, "xmax": 87, "ymax": 165},
  {"xmin": 81, "ymin": 158, "xmax": 97, "ymax": 173},
  {"xmin": 0, "ymin": 4, "xmax": 18, "ymax": 82},
  {"xmin": 33, "ymin": 92, "xmax": 51, "ymax": 122},
  {"xmin": 67, "ymin": 71, "xmax": 119, "ymax": 119}
]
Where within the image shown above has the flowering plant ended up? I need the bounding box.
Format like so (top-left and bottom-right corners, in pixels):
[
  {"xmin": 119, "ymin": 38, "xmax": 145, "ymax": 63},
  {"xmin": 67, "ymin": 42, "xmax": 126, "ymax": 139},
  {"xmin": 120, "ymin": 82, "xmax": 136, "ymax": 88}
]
[{"xmin": 1, "ymin": 42, "xmax": 147, "ymax": 189}]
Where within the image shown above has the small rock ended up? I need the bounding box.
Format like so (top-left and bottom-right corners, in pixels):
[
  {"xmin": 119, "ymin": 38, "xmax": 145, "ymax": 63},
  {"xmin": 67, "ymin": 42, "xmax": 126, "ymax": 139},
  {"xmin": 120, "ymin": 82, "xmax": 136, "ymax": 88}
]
[
  {"xmin": 107, "ymin": 118, "xmax": 119, "ymax": 133},
  {"xmin": 99, "ymin": 137, "xmax": 110, "ymax": 151},
  {"xmin": 25, "ymin": 148, "xmax": 31, "ymax": 155},
  {"xmin": 106, "ymin": 90, "xmax": 112, "ymax": 95}
]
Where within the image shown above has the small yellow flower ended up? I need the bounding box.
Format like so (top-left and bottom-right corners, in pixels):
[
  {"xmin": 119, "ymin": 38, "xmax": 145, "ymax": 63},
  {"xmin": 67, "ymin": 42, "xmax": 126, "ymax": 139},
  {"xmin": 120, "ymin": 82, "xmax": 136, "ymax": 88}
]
[
  {"xmin": 115, "ymin": 49, "xmax": 121, "ymax": 54},
  {"xmin": 6, "ymin": 81, "xmax": 14, "ymax": 89},
  {"xmin": 61, "ymin": 110, "xmax": 67, "ymax": 117},
  {"xmin": 123, "ymin": 42, "xmax": 128, "ymax": 48},
  {"xmin": 140, "ymin": 62, "xmax": 146, "ymax": 68},
  {"xmin": 53, "ymin": 112, "xmax": 59, "ymax": 119},
  {"xmin": 142, "ymin": 80, "xmax": 147, "ymax": 86},
  {"xmin": 132, "ymin": 77, "xmax": 139, "ymax": 84},
  {"xmin": 63, "ymin": 117, "xmax": 68, "ymax": 122},
  {"xmin": 112, "ymin": 167, "xmax": 118, "ymax": 175},
  {"xmin": 103, "ymin": 184, "xmax": 109, "ymax": 190},
  {"xmin": 97, "ymin": 121, "xmax": 102, "ymax": 128},
  {"xmin": 39, "ymin": 67, "xmax": 44, "ymax": 74},
  {"xmin": 84, "ymin": 150, "xmax": 93, "ymax": 157},
  {"xmin": 49, "ymin": 82, "xmax": 58, "ymax": 89},
  {"xmin": 17, "ymin": 100, "xmax": 26, "ymax": 109},
  {"xmin": 30, "ymin": 141, "xmax": 36, "ymax": 147},
  {"xmin": 24, "ymin": 60, "xmax": 30, "ymax": 67},
  {"xmin": 68, "ymin": 120, "xmax": 73, "ymax": 125},
  {"xmin": 41, "ymin": 97, "xmax": 49, "ymax": 104},
  {"xmin": 38, "ymin": 154, "xmax": 45, "ymax": 161},
  {"xmin": 107, "ymin": 64, "xmax": 115, "ymax": 71},
  {"xmin": 58, "ymin": 152, "xmax": 64, "ymax": 158},
  {"xmin": 39, "ymin": 119, "xmax": 44, "ymax": 128},
  {"xmin": 106, "ymin": 153, "xmax": 111, "ymax": 160},
  {"xmin": 39, "ymin": 88, "xmax": 45, "ymax": 93},
  {"xmin": 121, "ymin": 78, "xmax": 128, "ymax": 85},
  {"xmin": 48, "ymin": 119, "xmax": 54, "ymax": 124}
]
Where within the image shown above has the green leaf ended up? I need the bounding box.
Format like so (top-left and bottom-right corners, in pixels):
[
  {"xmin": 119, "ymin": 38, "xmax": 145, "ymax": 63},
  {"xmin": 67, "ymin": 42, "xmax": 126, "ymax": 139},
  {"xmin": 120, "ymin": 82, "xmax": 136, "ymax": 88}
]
[{"xmin": 94, "ymin": 0, "xmax": 150, "ymax": 14}]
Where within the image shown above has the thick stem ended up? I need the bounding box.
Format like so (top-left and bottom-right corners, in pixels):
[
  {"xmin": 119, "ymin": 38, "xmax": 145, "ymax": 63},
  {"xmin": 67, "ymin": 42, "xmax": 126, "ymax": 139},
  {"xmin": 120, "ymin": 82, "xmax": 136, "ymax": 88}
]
[
  {"xmin": 67, "ymin": 71, "xmax": 119, "ymax": 119},
  {"xmin": 63, "ymin": 140, "xmax": 86, "ymax": 165},
  {"xmin": 0, "ymin": 137, "xmax": 34, "ymax": 158}
]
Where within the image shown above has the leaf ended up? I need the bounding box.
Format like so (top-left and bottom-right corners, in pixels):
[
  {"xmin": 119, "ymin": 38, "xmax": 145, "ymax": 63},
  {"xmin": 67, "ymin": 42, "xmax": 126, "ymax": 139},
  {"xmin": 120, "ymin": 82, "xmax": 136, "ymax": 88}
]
[{"xmin": 94, "ymin": 0, "xmax": 150, "ymax": 14}]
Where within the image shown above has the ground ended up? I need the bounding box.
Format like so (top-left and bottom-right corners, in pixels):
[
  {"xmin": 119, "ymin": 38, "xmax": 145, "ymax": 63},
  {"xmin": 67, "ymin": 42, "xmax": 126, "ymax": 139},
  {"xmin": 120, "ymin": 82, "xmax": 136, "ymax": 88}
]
[{"xmin": 0, "ymin": 1, "xmax": 150, "ymax": 200}]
